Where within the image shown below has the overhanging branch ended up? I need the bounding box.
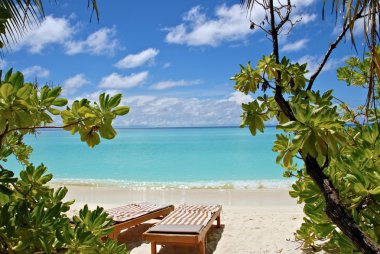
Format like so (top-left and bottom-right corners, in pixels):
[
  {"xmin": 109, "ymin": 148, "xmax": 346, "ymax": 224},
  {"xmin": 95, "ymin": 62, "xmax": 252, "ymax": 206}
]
[
  {"xmin": 4, "ymin": 120, "xmax": 85, "ymax": 137},
  {"xmin": 307, "ymin": 8, "xmax": 366, "ymax": 91}
]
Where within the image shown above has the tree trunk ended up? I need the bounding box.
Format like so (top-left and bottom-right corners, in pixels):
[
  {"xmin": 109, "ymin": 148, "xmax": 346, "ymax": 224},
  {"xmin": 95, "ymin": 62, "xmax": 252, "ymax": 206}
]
[{"xmin": 304, "ymin": 156, "xmax": 380, "ymax": 254}]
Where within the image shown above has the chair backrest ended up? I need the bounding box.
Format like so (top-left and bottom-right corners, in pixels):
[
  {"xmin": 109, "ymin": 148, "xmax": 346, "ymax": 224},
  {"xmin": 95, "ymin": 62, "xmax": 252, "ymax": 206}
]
[
  {"xmin": 159, "ymin": 204, "xmax": 221, "ymax": 226},
  {"xmin": 106, "ymin": 203, "xmax": 168, "ymax": 222}
]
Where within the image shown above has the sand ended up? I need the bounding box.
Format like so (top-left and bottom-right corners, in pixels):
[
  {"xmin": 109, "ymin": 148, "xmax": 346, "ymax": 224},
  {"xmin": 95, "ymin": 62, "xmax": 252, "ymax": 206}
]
[{"xmin": 54, "ymin": 184, "xmax": 305, "ymax": 254}]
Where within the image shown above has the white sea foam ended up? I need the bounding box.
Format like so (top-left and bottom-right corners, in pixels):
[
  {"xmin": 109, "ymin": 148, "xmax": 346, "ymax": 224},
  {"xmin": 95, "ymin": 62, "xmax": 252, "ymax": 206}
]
[{"xmin": 51, "ymin": 178, "xmax": 294, "ymax": 190}]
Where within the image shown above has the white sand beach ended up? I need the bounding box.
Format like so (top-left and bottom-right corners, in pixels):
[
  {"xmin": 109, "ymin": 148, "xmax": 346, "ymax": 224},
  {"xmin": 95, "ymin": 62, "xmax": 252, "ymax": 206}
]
[{"xmin": 56, "ymin": 184, "xmax": 305, "ymax": 254}]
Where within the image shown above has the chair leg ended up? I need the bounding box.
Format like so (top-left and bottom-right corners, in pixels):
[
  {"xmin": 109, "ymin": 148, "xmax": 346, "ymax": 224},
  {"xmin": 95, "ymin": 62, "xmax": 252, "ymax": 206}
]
[
  {"xmin": 199, "ymin": 240, "xmax": 205, "ymax": 254},
  {"xmin": 151, "ymin": 241, "xmax": 157, "ymax": 254},
  {"xmin": 108, "ymin": 230, "xmax": 116, "ymax": 240},
  {"xmin": 112, "ymin": 229, "xmax": 121, "ymax": 240},
  {"xmin": 216, "ymin": 215, "xmax": 221, "ymax": 228}
]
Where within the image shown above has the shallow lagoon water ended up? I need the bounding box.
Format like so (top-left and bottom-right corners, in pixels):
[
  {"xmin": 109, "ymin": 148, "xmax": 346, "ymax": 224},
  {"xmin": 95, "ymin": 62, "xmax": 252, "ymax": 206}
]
[{"xmin": 7, "ymin": 127, "xmax": 292, "ymax": 189}]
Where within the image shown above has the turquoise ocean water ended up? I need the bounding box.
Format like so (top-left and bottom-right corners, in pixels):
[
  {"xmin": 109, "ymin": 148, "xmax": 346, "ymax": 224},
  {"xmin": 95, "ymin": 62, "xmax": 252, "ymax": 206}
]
[{"xmin": 6, "ymin": 127, "xmax": 293, "ymax": 189}]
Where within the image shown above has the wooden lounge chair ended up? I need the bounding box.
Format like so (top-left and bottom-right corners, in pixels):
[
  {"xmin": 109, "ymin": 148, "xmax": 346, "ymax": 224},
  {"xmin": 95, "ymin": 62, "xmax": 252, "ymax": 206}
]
[
  {"xmin": 143, "ymin": 204, "xmax": 222, "ymax": 254},
  {"xmin": 105, "ymin": 203, "xmax": 174, "ymax": 239}
]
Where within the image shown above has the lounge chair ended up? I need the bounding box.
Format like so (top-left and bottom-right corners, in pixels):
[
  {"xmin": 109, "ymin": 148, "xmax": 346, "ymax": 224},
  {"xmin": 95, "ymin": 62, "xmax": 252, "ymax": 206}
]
[
  {"xmin": 143, "ymin": 204, "xmax": 222, "ymax": 254},
  {"xmin": 105, "ymin": 203, "xmax": 174, "ymax": 239}
]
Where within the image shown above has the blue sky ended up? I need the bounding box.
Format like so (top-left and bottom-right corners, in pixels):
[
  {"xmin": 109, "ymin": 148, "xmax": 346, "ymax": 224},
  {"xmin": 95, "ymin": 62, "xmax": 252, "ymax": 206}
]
[{"xmin": 2, "ymin": 0, "xmax": 367, "ymax": 127}]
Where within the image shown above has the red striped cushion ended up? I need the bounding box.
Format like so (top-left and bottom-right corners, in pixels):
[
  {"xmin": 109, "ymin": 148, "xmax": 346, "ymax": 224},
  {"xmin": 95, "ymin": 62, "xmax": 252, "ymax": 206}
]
[
  {"xmin": 160, "ymin": 204, "xmax": 221, "ymax": 226},
  {"xmin": 106, "ymin": 203, "xmax": 167, "ymax": 222}
]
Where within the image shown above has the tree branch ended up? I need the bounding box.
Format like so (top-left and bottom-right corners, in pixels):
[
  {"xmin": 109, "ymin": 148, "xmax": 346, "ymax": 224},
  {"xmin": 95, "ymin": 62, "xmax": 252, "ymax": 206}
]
[
  {"xmin": 307, "ymin": 8, "xmax": 366, "ymax": 91},
  {"xmin": 0, "ymin": 123, "xmax": 9, "ymax": 148},
  {"xmin": 333, "ymin": 96, "xmax": 360, "ymax": 125},
  {"xmin": 5, "ymin": 120, "xmax": 84, "ymax": 136},
  {"xmin": 267, "ymin": 0, "xmax": 296, "ymax": 122},
  {"xmin": 269, "ymin": 0, "xmax": 279, "ymax": 63},
  {"xmin": 275, "ymin": 0, "xmax": 292, "ymax": 32}
]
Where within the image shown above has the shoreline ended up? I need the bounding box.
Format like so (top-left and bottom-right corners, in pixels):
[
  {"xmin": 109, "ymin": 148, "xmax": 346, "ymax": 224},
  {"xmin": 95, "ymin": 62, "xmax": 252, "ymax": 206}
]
[
  {"xmin": 50, "ymin": 178, "xmax": 295, "ymax": 191},
  {"xmin": 51, "ymin": 183, "xmax": 298, "ymax": 208}
]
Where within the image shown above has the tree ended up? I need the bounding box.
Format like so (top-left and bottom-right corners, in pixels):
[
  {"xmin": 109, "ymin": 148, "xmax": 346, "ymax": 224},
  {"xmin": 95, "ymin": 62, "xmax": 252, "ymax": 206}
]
[
  {"xmin": 233, "ymin": 0, "xmax": 380, "ymax": 253},
  {"xmin": 0, "ymin": 1, "xmax": 130, "ymax": 253},
  {"xmin": 0, "ymin": 68, "xmax": 130, "ymax": 253}
]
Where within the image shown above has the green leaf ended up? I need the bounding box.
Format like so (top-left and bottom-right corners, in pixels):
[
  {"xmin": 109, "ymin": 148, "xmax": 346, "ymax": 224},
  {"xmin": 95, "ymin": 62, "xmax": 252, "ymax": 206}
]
[
  {"xmin": 0, "ymin": 185, "xmax": 13, "ymax": 195},
  {"xmin": 368, "ymin": 186, "xmax": 380, "ymax": 195},
  {"xmin": 48, "ymin": 107, "xmax": 61, "ymax": 115},
  {"xmin": 52, "ymin": 98, "xmax": 68, "ymax": 107},
  {"xmin": 278, "ymin": 121, "xmax": 299, "ymax": 132},
  {"xmin": 48, "ymin": 87, "xmax": 62, "ymax": 98},
  {"xmin": 112, "ymin": 106, "xmax": 130, "ymax": 116},
  {"xmin": 99, "ymin": 93, "xmax": 106, "ymax": 110},
  {"xmin": 99, "ymin": 124, "xmax": 116, "ymax": 139},
  {"xmin": 108, "ymin": 94, "xmax": 122, "ymax": 109},
  {"xmin": 9, "ymin": 71, "xmax": 24, "ymax": 88},
  {"xmin": 0, "ymin": 83, "xmax": 13, "ymax": 99},
  {"xmin": 86, "ymin": 132, "xmax": 101, "ymax": 148},
  {"xmin": 4, "ymin": 68, "xmax": 12, "ymax": 82},
  {"xmin": 16, "ymin": 84, "xmax": 32, "ymax": 99}
]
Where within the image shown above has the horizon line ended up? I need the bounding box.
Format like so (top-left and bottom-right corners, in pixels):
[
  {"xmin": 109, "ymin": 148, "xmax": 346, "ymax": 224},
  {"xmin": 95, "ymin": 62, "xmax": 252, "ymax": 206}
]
[{"xmin": 34, "ymin": 125, "xmax": 278, "ymax": 130}]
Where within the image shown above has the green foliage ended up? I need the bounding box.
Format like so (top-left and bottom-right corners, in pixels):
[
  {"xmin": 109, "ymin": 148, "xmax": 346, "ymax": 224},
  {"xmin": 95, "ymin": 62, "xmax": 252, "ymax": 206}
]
[
  {"xmin": 278, "ymin": 104, "xmax": 346, "ymax": 166},
  {"xmin": 338, "ymin": 51, "xmax": 380, "ymax": 122},
  {"xmin": 240, "ymin": 100, "xmax": 269, "ymax": 135},
  {"xmin": 232, "ymin": 52, "xmax": 380, "ymax": 252},
  {"xmin": 0, "ymin": 69, "xmax": 129, "ymax": 253},
  {"xmin": 61, "ymin": 92, "xmax": 129, "ymax": 147},
  {"xmin": 0, "ymin": 4, "xmax": 14, "ymax": 48}
]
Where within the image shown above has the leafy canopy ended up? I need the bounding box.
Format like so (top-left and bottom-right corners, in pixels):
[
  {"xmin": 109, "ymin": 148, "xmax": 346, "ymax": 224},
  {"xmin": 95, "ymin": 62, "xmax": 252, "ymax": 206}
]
[
  {"xmin": 0, "ymin": 68, "xmax": 130, "ymax": 253},
  {"xmin": 231, "ymin": 50, "xmax": 380, "ymax": 252}
]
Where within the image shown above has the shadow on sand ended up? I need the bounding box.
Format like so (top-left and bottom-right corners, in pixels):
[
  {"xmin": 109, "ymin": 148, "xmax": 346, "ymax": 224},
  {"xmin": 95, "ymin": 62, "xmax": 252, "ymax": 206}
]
[{"xmin": 118, "ymin": 223, "xmax": 225, "ymax": 254}]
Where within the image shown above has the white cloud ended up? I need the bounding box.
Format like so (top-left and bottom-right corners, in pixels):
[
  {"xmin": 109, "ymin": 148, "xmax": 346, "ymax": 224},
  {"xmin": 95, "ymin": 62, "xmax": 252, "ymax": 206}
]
[
  {"xmin": 0, "ymin": 59, "xmax": 7, "ymax": 69},
  {"xmin": 116, "ymin": 91, "xmax": 281, "ymax": 127},
  {"xmin": 70, "ymin": 91, "xmax": 274, "ymax": 127},
  {"xmin": 14, "ymin": 16, "xmax": 73, "ymax": 53},
  {"xmin": 120, "ymin": 93, "xmax": 248, "ymax": 127},
  {"xmin": 62, "ymin": 74, "xmax": 89, "ymax": 96},
  {"xmin": 22, "ymin": 65, "xmax": 50, "ymax": 78},
  {"xmin": 8, "ymin": 15, "xmax": 119, "ymax": 56},
  {"xmin": 166, "ymin": 2, "xmax": 318, "ymax": 47},
  {"xmin": 281, "ymin": 39, "xmax": 309, "ymax": 52},
  {"xmin": 162, "ymin": 62, "xmax": 172, "ymax": 69},
  {"xmin": 165, "ymin": 4, "xmax": 259, "ymax": 46},
  {"xmin": 228, "ymin": 91, "xmax": 253, "ymax": 105},
  {"xmin": 74, "ymin": 89, "xmax": 122, "ymax": 103},
  {"xmin": 296, "ymin": 55, "xmax": 348, "ymax": 78},
  {"xmin": 151, "ymin": 79, "xmax": 202, "ymax": 90},
  {"xmin": 65, "ymin": 27, "xmax": 119, "ymax": 56},
  {"xmin": 291, "ymin": 0, "xmax": 316, "ymax": 7},
  {"xmin": 115, "ymin": 48, "xmax": 159, "ymax": 69},
  {"xmin": 128, "ymin": 95, "xmax": 156, "ymax": 106},
  {"xmin": 99, "ymin": 71, "xmax": 148, "ymax": 89},
  {"xmin": 333, "ymin": 18, "xmax": 366, "ymax": 37}
]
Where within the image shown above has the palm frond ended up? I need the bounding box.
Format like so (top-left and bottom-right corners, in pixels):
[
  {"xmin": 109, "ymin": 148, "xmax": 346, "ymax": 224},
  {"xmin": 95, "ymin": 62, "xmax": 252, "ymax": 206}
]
[
  {"xmin": 240, "ymin": 0, "xmax": 255, "ymax": 11},
  {"xmin": 0, "ymin": 0, "xmax": 44, "ymax": 49},
  {"xmin": 0, "ymin": 0, "xmax": 100, "ymax": 49},
  {"xmin": 88, "ymin": 0, "xmax": 99, "ymax": 22}
]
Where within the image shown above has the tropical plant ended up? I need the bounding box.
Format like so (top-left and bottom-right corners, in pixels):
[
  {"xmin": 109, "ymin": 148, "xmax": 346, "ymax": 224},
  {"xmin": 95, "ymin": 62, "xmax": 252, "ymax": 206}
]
[
  {"xmin": 233, "ymin": 0, "xmax": 380, "ymax": 253},
  {"xmin": 0, "ymin": 0, "xmax": 99, "ymax": 49},
  {"xmin": 0, "ymin": 68, "xmax": 130, "ymax": 253}
]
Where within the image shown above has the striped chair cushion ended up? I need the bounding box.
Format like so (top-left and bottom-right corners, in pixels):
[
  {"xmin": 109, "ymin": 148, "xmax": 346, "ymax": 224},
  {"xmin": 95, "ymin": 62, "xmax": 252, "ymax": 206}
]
[
  {"xmin": 106, "ymin": 203, "xmax": 167, "ymax": 223},
  {"xmin": 160, "ymin": 204, "xmax": 221, "ymax": 226}
]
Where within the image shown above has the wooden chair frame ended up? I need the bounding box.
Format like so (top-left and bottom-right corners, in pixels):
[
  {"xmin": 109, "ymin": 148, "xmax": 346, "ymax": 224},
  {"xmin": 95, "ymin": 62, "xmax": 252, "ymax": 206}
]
[
  {"xmin": 143, "ymin": 207, "xmax": 221, "ymax": 254},
  {"xmin": 108, "ymin": 205, "xmax": 174, "ymax": 239}
]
